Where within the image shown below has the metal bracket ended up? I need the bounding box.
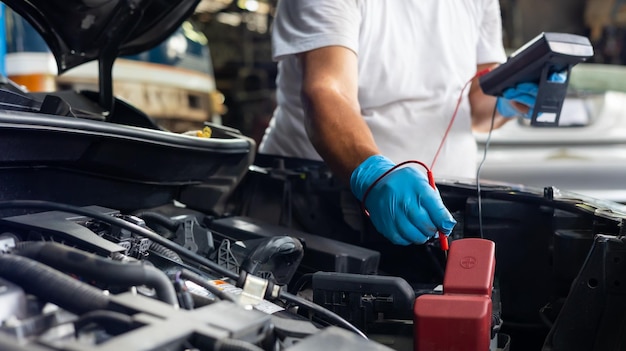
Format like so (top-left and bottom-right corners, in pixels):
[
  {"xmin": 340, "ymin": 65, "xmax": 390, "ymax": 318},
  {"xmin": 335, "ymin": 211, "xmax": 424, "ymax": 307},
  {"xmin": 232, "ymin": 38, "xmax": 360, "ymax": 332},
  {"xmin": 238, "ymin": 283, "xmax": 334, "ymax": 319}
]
[{"xmin": 238, "ymin": 274, "xmax": 269, "ymax": 306}]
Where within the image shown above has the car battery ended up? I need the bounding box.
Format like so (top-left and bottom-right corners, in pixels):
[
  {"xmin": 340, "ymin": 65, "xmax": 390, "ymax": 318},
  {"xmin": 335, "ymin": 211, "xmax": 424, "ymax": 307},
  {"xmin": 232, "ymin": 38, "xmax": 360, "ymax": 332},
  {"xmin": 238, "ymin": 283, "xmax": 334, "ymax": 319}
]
[{"xmin": 414, "ymin": 239, "xmax": 496, "ymax": 351}]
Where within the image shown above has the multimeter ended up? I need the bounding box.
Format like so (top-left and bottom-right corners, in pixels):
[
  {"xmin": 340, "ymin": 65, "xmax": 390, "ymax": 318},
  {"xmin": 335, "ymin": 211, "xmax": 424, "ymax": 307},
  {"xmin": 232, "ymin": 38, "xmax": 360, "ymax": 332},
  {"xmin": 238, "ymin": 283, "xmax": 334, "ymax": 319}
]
[{"xmin": 479, "ymin": 32, "xmax": 594, "ymax": 126}]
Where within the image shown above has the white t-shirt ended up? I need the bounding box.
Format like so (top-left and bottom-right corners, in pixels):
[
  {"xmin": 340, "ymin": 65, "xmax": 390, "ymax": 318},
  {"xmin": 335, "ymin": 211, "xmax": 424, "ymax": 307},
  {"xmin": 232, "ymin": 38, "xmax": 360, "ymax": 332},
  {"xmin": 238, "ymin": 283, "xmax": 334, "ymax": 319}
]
[{"xmin": 259, "ymin": 0, "xmax": 507, "ymax": 179}]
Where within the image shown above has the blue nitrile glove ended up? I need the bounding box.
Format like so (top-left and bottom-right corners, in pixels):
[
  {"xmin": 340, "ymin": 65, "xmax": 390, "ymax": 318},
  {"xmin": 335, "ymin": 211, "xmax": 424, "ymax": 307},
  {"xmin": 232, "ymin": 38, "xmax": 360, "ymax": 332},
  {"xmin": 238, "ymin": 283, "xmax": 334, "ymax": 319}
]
[
  {"xmin": 496, "ymin": 71, "xmax": 568, "ymax": 119},
  {"xmin": 350, "ymin": 155, "xmax": 457, "ymax": 246}
]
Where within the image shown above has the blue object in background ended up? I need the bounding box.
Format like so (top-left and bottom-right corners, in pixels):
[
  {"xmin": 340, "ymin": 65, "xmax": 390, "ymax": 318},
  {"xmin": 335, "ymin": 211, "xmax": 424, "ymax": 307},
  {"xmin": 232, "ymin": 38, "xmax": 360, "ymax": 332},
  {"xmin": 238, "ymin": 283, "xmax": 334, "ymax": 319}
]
[
  {"xmin": 4, "ymin": 9, "xmax": 212, "ymax": 76},
  {"xmin": 0, "ymin": 3, "xmax": 6, "ymax": 76},
  {"xmin": 5, "ymin": 8, "xmax": 48, "ymax": 54}
]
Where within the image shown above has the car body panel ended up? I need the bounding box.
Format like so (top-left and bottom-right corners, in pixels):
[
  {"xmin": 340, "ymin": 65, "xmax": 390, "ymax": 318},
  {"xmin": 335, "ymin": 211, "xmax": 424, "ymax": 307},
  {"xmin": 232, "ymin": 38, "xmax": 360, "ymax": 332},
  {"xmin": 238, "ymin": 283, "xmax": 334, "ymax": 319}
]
[{"xmin": 3, "ymin": 0, "xmax": 201, "ymax": 73}]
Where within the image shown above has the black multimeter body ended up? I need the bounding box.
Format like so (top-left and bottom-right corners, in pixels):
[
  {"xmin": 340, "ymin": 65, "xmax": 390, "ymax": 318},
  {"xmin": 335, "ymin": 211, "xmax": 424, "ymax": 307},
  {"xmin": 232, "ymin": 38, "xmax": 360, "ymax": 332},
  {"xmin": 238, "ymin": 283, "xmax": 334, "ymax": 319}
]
[{"xmin": 479, "ymin": 32, "xmax": 594, "ymax": 126}]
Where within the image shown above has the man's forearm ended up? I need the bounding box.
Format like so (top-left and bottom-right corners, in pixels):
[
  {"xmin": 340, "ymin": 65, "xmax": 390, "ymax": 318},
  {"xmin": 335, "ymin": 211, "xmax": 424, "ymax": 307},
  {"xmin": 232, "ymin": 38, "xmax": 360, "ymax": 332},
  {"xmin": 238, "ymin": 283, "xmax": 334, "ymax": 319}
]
[
  {"xmin": 470, "ymin": 63, "xmax": 510, "ymax": 132},
  {"xmin": 470, "ymin": 90, "xmax": 509, "ymax": 132},
  {"xmin": 301, "ymin": 86, "xmax": 380, "ymax": 184},
  {"xmin": 297, "ymin": 46, "xmax": 380, "ymax": 184}
]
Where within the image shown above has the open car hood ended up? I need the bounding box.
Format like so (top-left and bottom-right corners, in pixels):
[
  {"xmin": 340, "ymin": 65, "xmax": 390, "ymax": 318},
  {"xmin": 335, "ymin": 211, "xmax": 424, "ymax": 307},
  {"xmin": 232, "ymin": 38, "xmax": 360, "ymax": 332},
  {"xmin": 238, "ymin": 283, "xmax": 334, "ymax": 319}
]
[{"xmin": 3, "ymin": 0, "xmax": 201, "ymax": 74}]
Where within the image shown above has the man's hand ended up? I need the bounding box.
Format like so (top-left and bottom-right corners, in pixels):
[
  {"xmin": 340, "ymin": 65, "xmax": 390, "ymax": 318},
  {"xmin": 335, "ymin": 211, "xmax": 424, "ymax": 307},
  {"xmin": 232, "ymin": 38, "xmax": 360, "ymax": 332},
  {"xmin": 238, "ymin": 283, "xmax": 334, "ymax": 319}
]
[
  {"xmin": 496, "ymin": 82, "xmax": 538, "ymax": 118},
  {"xmin": 496, "ymin": 71, "xmax": 568, "ymax": 119},
  {"xmin": 350, "ymin": 155, "xmax": 457, "ymax": 245}
]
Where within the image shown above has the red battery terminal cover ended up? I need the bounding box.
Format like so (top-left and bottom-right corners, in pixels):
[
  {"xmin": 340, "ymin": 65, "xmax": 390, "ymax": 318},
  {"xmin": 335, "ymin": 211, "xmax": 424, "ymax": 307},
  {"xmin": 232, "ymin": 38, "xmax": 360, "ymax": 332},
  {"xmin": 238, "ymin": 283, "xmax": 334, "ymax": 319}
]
[
  {"xmin": 414, "ymin": 238, "xmax": 496, "ymax": 351},
  {"xmin": 443, "ymin": 238, "xmax": 496, "ymax": 297}
]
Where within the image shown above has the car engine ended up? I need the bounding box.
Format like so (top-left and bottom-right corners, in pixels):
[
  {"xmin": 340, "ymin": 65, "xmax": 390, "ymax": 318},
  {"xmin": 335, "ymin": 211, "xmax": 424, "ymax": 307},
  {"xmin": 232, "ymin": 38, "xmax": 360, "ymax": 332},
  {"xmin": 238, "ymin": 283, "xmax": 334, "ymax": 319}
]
[
  {"xmin": 0, "ymin": 0, "xmax": 625, "ymax": 350},
  {"xmin": 0, "ymin": 162, "xmax": 625, "ymax": 351}
]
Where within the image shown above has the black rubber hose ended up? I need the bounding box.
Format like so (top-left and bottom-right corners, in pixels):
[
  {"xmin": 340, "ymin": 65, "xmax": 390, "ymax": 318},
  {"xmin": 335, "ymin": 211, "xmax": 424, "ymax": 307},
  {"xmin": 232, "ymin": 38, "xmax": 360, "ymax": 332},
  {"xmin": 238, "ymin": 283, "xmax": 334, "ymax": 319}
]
[
  {"xmin": 14, "ymin": 242, "xmax": 179, "ymax": 308},
  {"xmin": 133, "ymin": 211, "xmax": 180, "ymax": 231},
  {"xmin": 0, "ymin": 201, "xmax": 365, "ymax": 338},
  {"xmin": 0, "ymin": 254, "xmax": 109, "ymax": 315},
  {"xmin": 149, "ymin": 242, "xmax": 183, "ymax": 263},
  {"xmin": 0, "ymin": 201, "xmax": 238, "ymax": 281}
]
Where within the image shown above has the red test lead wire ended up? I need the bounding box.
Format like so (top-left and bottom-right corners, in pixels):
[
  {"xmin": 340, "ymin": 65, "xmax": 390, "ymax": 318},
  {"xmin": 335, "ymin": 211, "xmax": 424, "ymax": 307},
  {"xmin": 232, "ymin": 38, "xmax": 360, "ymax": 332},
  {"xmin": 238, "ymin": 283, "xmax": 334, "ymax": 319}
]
[
  {"xmin": 425, "ymin": 67, "xmax": 493, "ymax": 253},
  {"xmin": 430, "ymin": 67, "xmax": 494, "ymax": 170}
]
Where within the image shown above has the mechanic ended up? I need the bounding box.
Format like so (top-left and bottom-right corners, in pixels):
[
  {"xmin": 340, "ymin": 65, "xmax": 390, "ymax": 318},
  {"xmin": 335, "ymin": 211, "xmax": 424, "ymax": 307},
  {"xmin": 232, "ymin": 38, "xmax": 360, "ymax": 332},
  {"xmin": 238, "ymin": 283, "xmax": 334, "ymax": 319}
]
[{"xmin": 258, "ymin": 1, "xmax": 537, "ymax": 246}]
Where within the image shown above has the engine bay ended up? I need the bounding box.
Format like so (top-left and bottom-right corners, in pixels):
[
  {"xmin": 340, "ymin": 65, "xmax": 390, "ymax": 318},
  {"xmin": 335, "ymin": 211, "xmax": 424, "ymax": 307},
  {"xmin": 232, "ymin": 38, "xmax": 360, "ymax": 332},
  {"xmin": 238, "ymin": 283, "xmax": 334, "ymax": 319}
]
[
  {"xmin": 0, "ymin": 1, "xmax": 624, "ymax": 349},
  {"xmin": 0, "ymin": 158, "xmax": 625, "ymax": 351}
]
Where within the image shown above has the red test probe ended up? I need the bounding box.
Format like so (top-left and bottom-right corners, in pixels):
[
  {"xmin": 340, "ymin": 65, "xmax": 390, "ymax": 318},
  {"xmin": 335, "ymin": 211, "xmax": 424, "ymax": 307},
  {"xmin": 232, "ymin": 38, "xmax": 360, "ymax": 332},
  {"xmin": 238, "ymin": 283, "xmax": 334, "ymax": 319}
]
[{"xmin": 426, "ymin": 169, "xmax": 449, "ymax": 254}]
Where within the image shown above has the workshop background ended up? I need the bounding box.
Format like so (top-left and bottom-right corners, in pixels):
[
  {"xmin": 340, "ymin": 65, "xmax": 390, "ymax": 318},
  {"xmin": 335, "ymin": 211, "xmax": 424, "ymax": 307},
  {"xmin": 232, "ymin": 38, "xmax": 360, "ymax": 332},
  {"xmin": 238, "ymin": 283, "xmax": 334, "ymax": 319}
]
[{"xmin": 192, "ymin": 0, "xmax": 614, "ymax": 144}]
